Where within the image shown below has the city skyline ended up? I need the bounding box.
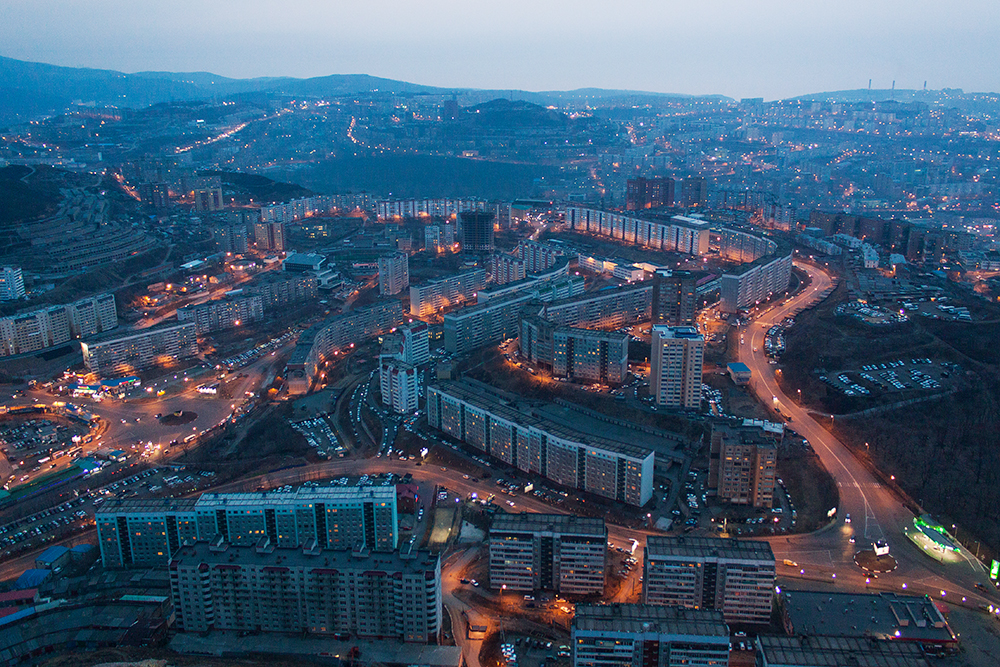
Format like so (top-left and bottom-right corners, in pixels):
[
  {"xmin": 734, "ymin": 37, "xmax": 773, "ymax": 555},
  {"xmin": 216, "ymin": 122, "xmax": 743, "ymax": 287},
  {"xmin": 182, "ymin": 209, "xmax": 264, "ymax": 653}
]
[{"xmin": 1, "ymin": 0, "xmax": 998, "ymax": 100}]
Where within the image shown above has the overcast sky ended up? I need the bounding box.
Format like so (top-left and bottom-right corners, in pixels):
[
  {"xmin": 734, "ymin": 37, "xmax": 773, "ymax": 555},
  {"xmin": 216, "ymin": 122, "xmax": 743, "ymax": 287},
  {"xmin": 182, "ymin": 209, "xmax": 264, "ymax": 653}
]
[{"xmin": 1, "ymin": 0, "xmax": 997, "ymax": 100}]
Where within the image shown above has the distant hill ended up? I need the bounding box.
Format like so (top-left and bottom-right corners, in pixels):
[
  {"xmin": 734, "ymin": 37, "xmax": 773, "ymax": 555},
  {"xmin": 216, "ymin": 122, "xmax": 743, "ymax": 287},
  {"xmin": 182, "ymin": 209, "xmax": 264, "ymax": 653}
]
[{"xmin": 0, "ymin": 55, "xmax": 734, "ymax": 127}]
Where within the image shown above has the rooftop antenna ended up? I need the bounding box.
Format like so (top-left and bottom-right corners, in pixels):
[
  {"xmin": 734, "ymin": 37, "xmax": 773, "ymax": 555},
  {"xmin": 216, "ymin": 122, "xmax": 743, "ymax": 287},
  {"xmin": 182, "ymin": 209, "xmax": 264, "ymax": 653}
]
[{"xmin": 868, "ymin": 79, "xmax": 872, "ymax": 91}]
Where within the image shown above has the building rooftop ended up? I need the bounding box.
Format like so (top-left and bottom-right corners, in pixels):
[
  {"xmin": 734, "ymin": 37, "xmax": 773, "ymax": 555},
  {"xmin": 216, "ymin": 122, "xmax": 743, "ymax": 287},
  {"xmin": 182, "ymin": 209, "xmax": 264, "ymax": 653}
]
[
  {"xmin": 574, "ymin": 603, "xmax": 728, "ymax": 638},
  {"xmin": 781, "ymin": 590, "xmax": 957, "ymax": 645},
  {"xmin": 490, "ymin": 513, "xmax": 606, "ymax": 537},
  {"xmin": 35, "ymin": 546, "xmax": 69, "ymax": 564},
  {"xmin": 83, "ymin": 321, "xmax": 194, "ymax": 345},
  {"xmin": 170, "ymin": 541, "xmax": 438, "ymax": 574},
  {"xmin": 646, "ymin": 536, "xmax": 775, "ymax": 561},
  {"xmin": 196, "ymin": 485, "xmax": 396, "ymax": 509},
  {"xmin": 757, "ymin": 636, "xmax": 930, "ymax": 667},
  {"xmin": 727, "ymin": 362, "xmax": 751, "ymax": 373},
  {"xmin": 434, "ymin": 379, "xmax": 654, "ymax": 460},
  {"xmin": 97, "ymin": 498, "xmax": 198, "ymax": 516},
  {"xmin": 652, "ymin": 325, "xmax": 703, "ymax": 340}
]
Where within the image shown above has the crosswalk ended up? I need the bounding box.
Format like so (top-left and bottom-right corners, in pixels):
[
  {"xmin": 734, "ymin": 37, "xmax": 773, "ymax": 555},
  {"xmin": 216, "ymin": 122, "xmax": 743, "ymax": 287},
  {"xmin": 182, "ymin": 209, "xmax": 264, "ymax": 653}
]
[{"xmin": 836, "ymin": 481, "xmax": 882, "ymax": 490}]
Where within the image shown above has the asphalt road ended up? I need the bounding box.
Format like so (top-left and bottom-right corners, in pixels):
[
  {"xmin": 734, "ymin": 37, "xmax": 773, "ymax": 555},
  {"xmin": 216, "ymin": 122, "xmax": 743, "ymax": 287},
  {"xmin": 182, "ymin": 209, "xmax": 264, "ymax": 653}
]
[{"xmin": 740, "ymin": 261, "xmax": 993, "ymax": 604}]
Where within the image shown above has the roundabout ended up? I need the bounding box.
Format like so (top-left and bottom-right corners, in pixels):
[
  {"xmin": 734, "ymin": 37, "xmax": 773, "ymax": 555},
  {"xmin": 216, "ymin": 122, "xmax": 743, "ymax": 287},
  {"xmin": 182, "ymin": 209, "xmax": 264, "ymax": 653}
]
[
  {"xmin": 158, "ymin": 410, "xmax": 198, "ymax": 426},
  {"xmin": 854, "ymin": 549, "xmax": 898, "ymax": 574}
]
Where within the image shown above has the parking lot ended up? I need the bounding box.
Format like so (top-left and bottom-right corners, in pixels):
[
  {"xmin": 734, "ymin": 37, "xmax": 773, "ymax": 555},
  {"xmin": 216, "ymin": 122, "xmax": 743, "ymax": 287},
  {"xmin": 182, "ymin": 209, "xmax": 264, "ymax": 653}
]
[
  {"xmin": 821, "ymin": 358, "xmax": 958, "ymax": 396},
  {"xmin": 291, "ymin": 414, "xmax": 345, "ymax": 459}
]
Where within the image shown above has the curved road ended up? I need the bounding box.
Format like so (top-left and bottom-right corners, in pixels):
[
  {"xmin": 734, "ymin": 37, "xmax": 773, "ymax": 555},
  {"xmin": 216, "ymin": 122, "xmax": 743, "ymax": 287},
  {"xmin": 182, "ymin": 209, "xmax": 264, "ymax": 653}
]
[{"xmin": 740, "ymin": 261, "xmax": 990, "ymax": 602}]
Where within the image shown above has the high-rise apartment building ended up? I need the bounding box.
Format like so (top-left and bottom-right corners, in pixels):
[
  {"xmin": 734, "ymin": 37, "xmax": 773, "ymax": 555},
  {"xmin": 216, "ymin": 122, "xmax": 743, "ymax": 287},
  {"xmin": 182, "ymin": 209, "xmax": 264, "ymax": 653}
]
[
  {"xmin": 378, "ymin": 251, "xmax": 410, "ymax": 296},
  {"xmin": 643, "ymin": 536, "xmax": 775, "ymax": 624},
  {"xmin": 519, "ymin": 315, "xmax": 629, "ymax": 385},
  {"xmin": 96, "ymin": 486, "xmax": 398, "ymax": 568},
  {"xmin": 490, "ymin": 254, "xmax": 527, "ymax": 285},
  {"xmin": 564, "ymin": 207, "xmax": 711, "ymax": 256},
  {"xmin": 0, "ymin": 266, "xmax": 25, "ymax": 301},
  {"xmin": 651, "ymin": 270, "xmax": 697, "ymax": 326},
  {"xmin": 170, "ymin": 542, "xmax": 441, "ymax": 643},
  {"xmin": 650, "ymin": 326, "xmax": 704, "ymax": 409},
  {"xmin": 81, "ymin": 322, "xmax": 198, "ymax": 376},
  {"xmin": 443, "ymin": 291, "xmax": 534, "ymax": 354},
  {"xmin": 460, "ymin": 211, "xmax": 495, "ymax": 254},
  {"xmin": 572, "ymin": 603, "xmax": 730, "ymax": 667},
  {"xmin": 626, "ymin": 177, "xmax": 676, "ymax": 211},
  {"xmin": 193, "ymin": 187, "xmax": 224, "ymax": 212},
  {"xmin": 489, "ymin": 514, "xmax": 606, "ymax": 594},
  {"xmin": 540, "ymin": 282, "xmax": 653, "ymax": 330},
  {"xmin": 681, "ymin": 176, "xmax": 708, "ymax": 208},
  {"xmin": 214, "ymin": 223, "xmax": 248, "ymax": 255},
  {"xmin": 424, "ymin": 225, "xmax": 442, "ymax": 252},
  {"xmin": 514, "ymin": 240, "xmax": 563, "ymax": 274},
  {"xmin": 708, "ymin": 424, "xmax": 777, "ymax": 508},
  {"xmin": 254, "ymin": 221, "xmax": 286, "ymax": 252},
  {"xmin": 0, "ymin": 293, "xmax": 117, "ymax": 358},
  {"xmin": 380, "ymin": 360, "xmax": 419, "ymax": 413},
  {"xmin": 408, "ymin": 269, "xmax": 486, "ymax": 317}
]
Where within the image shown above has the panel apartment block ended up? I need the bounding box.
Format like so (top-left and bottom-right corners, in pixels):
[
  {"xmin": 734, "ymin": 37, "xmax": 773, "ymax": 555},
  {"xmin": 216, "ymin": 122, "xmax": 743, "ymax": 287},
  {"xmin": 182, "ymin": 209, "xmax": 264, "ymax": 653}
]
[
  {"xmin": 409, "ymin": 269, "xmax": 486, "ymax": 317},
  {"xmin": 81, "ymin": 321, "xmax": 197, "ymax": 376},
  {"xmin": 286, "ymin": 299, "xmax": 404, "ymax": 394},
  {"xmin": 170, "ymin": 541, "xmax": 440, "ymax": 643},
  {"xmin": 650, "ymin": 326, "xmax": 704, "ymax": 409},
  {"xmin": 378, "ymin": 251, "xmax": 410, "ymax": 296},
  {"xmin": 564, "ymin": 206, "xmax": 711, "ymax": 256},
  {"xmin": 520, "ymin": 314, "xmax": 629, "ymax": 385},
  {"xmin": 489, "ymin": 514, "xmax": 606, "ymax": 594},
  {"xmin": 443, "ymin": 291, "xmax": 535, "ymax": 354},
  {"xmin": 540, "ymin": 282, "xmax": 652, "ymax": 330},
  {"xmin": 643, "ymin": 536, "xmax": 775, "ymax": 624},
  {"xmin": 719, "ymin": 253, "xmax": 793, "ymax": 314},
  {"xmin": 426, "ymin": 380, "xmax": 654, "ymax": 506},
  {"xmin": 0, "ymin": 293, "xmax": 117, "ymax": 358},
  {"xmin": 97, "ymin": 486, "xmax": 398, "ymax": 568},
  {"xmin": 572, "ymin": 603, "xmax": 730, "ymax": 667},
  {"xmin": 177, "ymin": 294, "xmax": 265, "ymax": 334},
  {"xmin": 708, "ymin": 424, "xmax": 777, "ymax": 508}
]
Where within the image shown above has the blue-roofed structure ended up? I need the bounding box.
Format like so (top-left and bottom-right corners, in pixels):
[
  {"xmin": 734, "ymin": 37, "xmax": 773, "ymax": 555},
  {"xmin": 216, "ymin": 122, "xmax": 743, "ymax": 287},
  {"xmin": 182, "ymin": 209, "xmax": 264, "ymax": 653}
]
[
  {"xmin": 35, "ymin": 545, "xmax": 70, "ymax": 570},
  {"xmin": 14, "ymin": 569, "xmax": 50, "ymax": 590},
  {"xmin": 727, "ymin": 362, "xmax": 752, "ymax": 385}
]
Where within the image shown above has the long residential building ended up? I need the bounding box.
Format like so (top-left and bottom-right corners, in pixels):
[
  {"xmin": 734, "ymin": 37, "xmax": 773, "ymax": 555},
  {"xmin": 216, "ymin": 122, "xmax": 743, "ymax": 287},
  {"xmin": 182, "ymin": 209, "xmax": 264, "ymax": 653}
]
[
  {"xmin": 427, "ymin": 380, "xmax": 654, "ymax": 506},
  {"xmin": 489, "ymin": 514, "xmax": 606, "ymax": 594},
  {"xmin": 0, "ymin": 293, "xmax": 117, "ymax": 358},
  {"xmin": 719, "ymin": 253, "xmax": 793, "ymax": 313},
  {"xmin": 443, "ymin": 292, "xmax": 535, "ymax": 354},
  {"xmin": 572, "ymin": 604, "xmax": 730, "ymax": 667},
  {"xmin": 245, "ymin": 272, "xmax": 318, "ymax": 308},
  {"xmin": 643, "ymin": 536, "xmax": 775, "ymax": 624},
  {"xmin": 519, "ymin": 314, "xmax": 629, "ymax": 385},
  {"xmin": 719, "ymin": 227, "xmax": 778, "ymax": 263},
  {"xmin": 177, "ymin": 294, "xmax": 265, "ymax": 334},
  {"xmin": 0, "ymin": 266, "xmax": 25, "ymax": 301},
  {"xmin": 170, "ymin": 541, "xmax": 441, "ymax": 643},
  {"xmin": 409, "ymin": 269, "xmax": 486, "ymax": 317},
  {"xmin": 96, "ymin": 486, "xmax": 399, "ymax": 568},
  {"xmin": 565, "ymin": 206, "xmax": 711, "ymax": 256},
  {"xmin": 81, "ymin": 321, "xmax": 197, "ymax": 376},
  {"xmin": 540, "ymin": 282, "xmax": 652, "ymax": 330},
  {"xmin": 287, "ymin": 299, "xmax": 404, "ymax": 394}
]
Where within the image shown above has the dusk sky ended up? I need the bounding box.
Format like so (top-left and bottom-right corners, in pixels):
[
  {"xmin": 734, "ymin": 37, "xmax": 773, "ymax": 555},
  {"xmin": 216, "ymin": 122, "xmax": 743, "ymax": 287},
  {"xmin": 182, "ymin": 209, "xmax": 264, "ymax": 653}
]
[{"xmin": 2, "ymin": 0, "xmax": 998, "ymax": 100}]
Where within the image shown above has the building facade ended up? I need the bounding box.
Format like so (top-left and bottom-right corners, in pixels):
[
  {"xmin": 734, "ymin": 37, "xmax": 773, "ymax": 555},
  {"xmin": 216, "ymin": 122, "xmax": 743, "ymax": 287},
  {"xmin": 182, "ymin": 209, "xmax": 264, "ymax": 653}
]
[
  {"xmin": 0, "ymin": 266, "xmax": 25, "ymax": 301},
  {"xmin": 409, "ymin": 269, "xmax": 486, "ymax": 317},
  {"xmin": 286, "ymin": 300, "xmax": 404, "ymax": 394},
  {"xmin": 460, "ymin": 211, "xmax": 495, "ymax": 254},
  {"xmin": 96, "ymin": 486, "xmax": 398, "ymax": 568},
  {"xmin": 380, "ymin": 359, "xmax": 419, "ymax": 413},
  {"xmin": 378, "ymin": 251, "xmax": 410, "ymax": 296},
  {"xmin": 426, "ymin": 380, "xmax": 654, "ymax": 506},
  {"xmin": 572, "ymin": 603, "xmax": 730, "ymax": 667},
  {"xmin": 541, "ymin": 282, "xmax": 653, "ymax": 330},
  {"xmin": 81, "ymin": 321, "xmax": 196, "ymax": 376},
  {"xmin": 650, "ymin": 326, "xmax": 704, "ymax": 409},
  {"xmin": 519, "ymin": 315, "xmax": 629, "ymax": 385},
  {"xmin": 708, "ymin": 424, "xmax": 777, "ymax": 508},
  {"xmin": 564, "ymin": 207, "xmax": 711, "ymax": 256},
  {"xmin": 177, "ymin": 294, "xmax": 265, "ymax": 334},
  {"xmin": 651, "ymin": 270, "xmax": 697, "ymax": 326},
  {"xmin": 719, "ymin": 253, "xmax": 793, "ymax": 314},
  {"xmin": 443, "ymin": 292, "xmax": 535, "ymax": 354},
  {"xmin": 490, "ymin": 254, "xmax": 527, "ymax": 285},
  {"xmin": 0, "ymin": 293, "xmax": 117, "ymax": 358},
  {"xmin": 643, "ymin": 536, "xmax": 775, "ymax": 624},
  {"xmin": 170, "ymin": 542, "xmax": 440, "ymax": 643},
  {"xmin": 489, "ymin": 514, "xmax": 606, "ymax": 594}
]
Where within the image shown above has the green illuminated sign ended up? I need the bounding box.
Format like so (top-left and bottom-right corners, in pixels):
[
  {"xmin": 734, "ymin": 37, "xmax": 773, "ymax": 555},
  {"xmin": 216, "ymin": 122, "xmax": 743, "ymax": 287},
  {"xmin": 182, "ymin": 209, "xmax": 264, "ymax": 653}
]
[{"xmin": 991, "ymin": 560, "xmax": 999, "ymax": 580}]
